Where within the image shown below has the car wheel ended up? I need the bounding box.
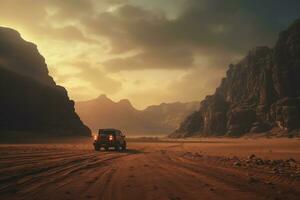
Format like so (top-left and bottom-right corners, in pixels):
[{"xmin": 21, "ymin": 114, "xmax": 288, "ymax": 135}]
[
  {"xmin": 121, "ymin": 142, "xmax": 127, "ymax": 151},
  {"xmin": 94, "ymin": 145, "xmax": 100, "ymax": 151},
  {"xmin": 114, "ymin": 143, "xmax": 120, "ymax": 151}
]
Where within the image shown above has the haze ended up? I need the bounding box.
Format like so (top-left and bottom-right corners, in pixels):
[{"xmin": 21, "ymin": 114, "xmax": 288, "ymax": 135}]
[{"xmin": 1, "ymin": 0, "xmax": 300, "ymax": 109}]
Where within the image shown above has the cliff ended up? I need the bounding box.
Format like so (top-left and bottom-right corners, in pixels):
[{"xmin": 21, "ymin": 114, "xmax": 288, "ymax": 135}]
[
  {"xmin": 171, "ymin": 19, "xmax": 300, "ymax": 138},
  {"xmin": 0, "ymin": 27, "xmax": 91, "ymax": 138}
]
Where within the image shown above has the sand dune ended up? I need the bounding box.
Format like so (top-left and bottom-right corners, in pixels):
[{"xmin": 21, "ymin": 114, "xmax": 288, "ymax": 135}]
[{"xmin": 0, "ymin": 138, "xmax": 300, "ymax": 200}]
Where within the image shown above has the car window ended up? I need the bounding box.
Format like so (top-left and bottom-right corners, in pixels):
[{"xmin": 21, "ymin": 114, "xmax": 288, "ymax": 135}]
[{"xmin": 99, "ymin": 130, "xmax": 115, "ymax": 135}]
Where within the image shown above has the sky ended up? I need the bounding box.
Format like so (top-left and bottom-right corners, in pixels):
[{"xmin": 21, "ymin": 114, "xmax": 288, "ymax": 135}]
[{"xmin": 1, "ymin": 0, "xmax": 300, "ymax": 109}]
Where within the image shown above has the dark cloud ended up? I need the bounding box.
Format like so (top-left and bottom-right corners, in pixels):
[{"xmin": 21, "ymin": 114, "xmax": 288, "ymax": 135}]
[
  {"xmin": 3, "ymin": 0, "xmax": 300, "ymax": 71},
  {"xmin": 2, "ymin": 0, "xmax": 300, "ymax": 105},
  {"xmin": 84, "ymin": 5, "xmax": 172, "ymax": 52},
  {"xmin": 102, "ymin": 47, "xmax": 194, "ymax": 71},
  {"xmin": 83, "ymin": 4, "xmax": 198, "ymax": 71},
  {"xmin": 82, "ymin": 0, "xmax": 300, "ymax": 71},
  {"xmin": 175, "ymin": 0, "xmax": 300, "ymax": 51}
]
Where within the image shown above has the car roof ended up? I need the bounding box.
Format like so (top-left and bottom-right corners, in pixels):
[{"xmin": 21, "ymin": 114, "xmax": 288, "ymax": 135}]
[{"xmin": 99, "ymin": 128, "xmax": 121, "ymax": 132}]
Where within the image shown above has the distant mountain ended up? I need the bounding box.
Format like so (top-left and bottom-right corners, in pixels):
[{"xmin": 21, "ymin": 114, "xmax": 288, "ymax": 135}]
[
  {"xmin": 0, "ymin": 27, "xmax": 91, "ymax": 138},
  {"xmin": 75, "ymin": 95, "xmax": 199, "ymax": 135},
  {"xmin": 171, "ymin": 19, "xmax": 300, "ymax": 138}
]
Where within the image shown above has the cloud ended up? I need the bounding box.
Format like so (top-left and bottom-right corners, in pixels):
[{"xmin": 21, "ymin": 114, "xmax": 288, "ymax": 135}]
[
  {"xmin": 0, "ymin": 0, "xmax": 98, "ymax": 43},
  {"xmin": 2, "ymin": 0, "xmax": 300, "ymax": 107},
  {"xmin": 47, "ymin": 0, "xmax": 95, "ymax": 20},
  {"xmin": 45, "ymin": 25, "xmax": 98, "ymax": 43},
  {"xmin": 3, "ymin": 0, "xmax": 300, "ymax": 71},
  {"xmin": 124, "ymin": 66, "xmax": 225, "ymax": 108},
  {"xmin": 77, "ymin": 63, "xmax": 122, "ymax": 94},
  {"xmin": 83, "ymin": 0, "xmax": 300, "ymax": 72},
  {"xmin": 52, "ymin": 61, "xmax": 122, "ymax": 96},
  {"xmin": 102, "ymin": 47, "xmax": 194, "ymax": 71},
  {"xmin": 166, "ymin": 67, "xmax": 225, "ymax": 101}
]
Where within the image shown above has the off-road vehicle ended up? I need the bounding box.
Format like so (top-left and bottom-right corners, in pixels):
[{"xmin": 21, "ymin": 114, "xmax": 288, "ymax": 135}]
[{"xmin": 93, "ymin": 129, "xmax": 126, "ymax": 151}]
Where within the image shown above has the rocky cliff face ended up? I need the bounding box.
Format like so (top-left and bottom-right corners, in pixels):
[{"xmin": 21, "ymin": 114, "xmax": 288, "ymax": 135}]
[
  {"xmin": 76, "ymin": 95, "xmax": 199, "ymax": 136},
  {"xmin": 0, "ymin": 27, "xmax": 91, "ymax": 137},
  {"xmin": 171, "ymin": 19, "xmax": 300, "ymax": 138}
]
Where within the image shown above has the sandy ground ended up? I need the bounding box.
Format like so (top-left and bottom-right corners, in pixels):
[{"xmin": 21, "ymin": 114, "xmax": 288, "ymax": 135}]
[{"xmin": 0, "ymin": 138, "xmax": 300, "ymax": 200}]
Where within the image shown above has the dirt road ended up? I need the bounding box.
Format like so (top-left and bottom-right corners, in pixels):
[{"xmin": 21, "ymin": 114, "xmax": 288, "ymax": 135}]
[{"xmin": 0, "ymin": 138, "xmax": 300, "ymax": 200}]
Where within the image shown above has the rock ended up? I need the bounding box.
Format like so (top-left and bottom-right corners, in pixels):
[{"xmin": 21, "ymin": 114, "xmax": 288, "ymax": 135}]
[
  {"xmin": 248, "ymin": 176, "xmax": 259, "ymax": 183},
  {"xmin": 232, "ymin": 156, "xmax": 239, "ymax": 160},
  {"xmin": 255, "ymin": 159, "xmax": 264, "ymax": 165},
  {"xmin": 234, "ymin": 161, "xmax": 242, "ymax": 167},
  {"xmin": 250, "ymin": 122, "xmax": 272, "ymax": 133},
  {"xmin": 248, "ymin": 154, "xmax": 256, "ymax": 160},
  {"xmin": 287, "ymin": 158, "xmax": 296, "ymax": 163},
  {"xmin": 265, "ymin": 181, "xmax": 274, "ymax": 185},
  {"xmin": 227, "ymin": 108, "xmax": 256, "ymax": 135},
  {"xmin": 172, "ymin": 19, "xmax": 300, "ymax": 138},
  {"xmin": 0, "ymin": 27, "xmax": 91, "ymax": 138},
  {"xmin": 271, "ymin": 168, "xmax": 278, "ymax": 173},
  {"xmin": 169, "ymin": 111, "xmax": 203, "ymax": 138},
  {"xmin": 194, "ymin": 152, "xmax": 203, "ymax": 157}
]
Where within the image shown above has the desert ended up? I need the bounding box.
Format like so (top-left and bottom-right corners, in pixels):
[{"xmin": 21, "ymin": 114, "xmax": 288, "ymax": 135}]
[
  {"xmin": 1, "ymin": 1, "xmax": 300, "ymax": 200},
  {"xmin": 0, "ymin": 138, "xmax": 300, "ymax": 200}
]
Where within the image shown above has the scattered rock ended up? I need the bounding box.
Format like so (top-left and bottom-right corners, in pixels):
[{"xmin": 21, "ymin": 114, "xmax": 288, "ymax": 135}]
[
  {"xmin": 194, "ymin": 152, "xmax": 203, "ymax": 157},
  {"xmin": 255, "ymin": 158, "xmax": 264, "ymax": 165},
  {"xmin": 234, "ymin": 161, "xmax": 242, "ymax": 167},
  {"xmin": 161, "ymin": 150, "xmax": 167, "ymax": 154},
  {"xmin": 265, "ymin": 181, "xmax": 274, "ymax": 185},
  {"xmin": 248, "ymin": 176, "xmax": 259, "ymax": 183},
  {"xmin": 287, "ymin": 158, "xmax": 296, "ymax": 163}
]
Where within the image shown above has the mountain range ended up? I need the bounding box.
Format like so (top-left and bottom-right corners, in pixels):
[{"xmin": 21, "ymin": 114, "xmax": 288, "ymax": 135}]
[{"xmin": 75, "ymin": 95, "xmax": 199, "ymax": 136}]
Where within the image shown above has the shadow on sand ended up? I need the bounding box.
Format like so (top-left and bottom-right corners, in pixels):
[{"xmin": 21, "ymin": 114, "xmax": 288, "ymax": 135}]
[
  {"xmin": 98, "ymin": 148, "xmax": 143, "ymax": 154},
  {"xmin": 124, "ymin": 149, "xmax": 144, "ymax": 154}
]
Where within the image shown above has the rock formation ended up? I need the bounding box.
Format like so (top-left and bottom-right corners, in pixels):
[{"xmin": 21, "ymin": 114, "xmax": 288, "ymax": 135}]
[
  {"xmin": 0, "ymin": 27, "xmax": 91, "ymax": 137},
  {"xmin": 75, "ymin": 95, "xmax": 199, "ymax": 135},
  {"xmin": 171, "ymin": 19, "xmax": 300, "ymax": 138}
]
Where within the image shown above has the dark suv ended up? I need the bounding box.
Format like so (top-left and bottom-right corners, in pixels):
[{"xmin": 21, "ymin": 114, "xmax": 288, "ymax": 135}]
[{"xmin": 93, "ymin": 129, "xmax": 127, "ymax": 151}]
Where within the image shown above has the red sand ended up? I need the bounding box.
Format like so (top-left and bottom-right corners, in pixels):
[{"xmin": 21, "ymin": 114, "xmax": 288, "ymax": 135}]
[{"xmin": 0, "ymin": 138, "xmax": 300, "ymax": 200}]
